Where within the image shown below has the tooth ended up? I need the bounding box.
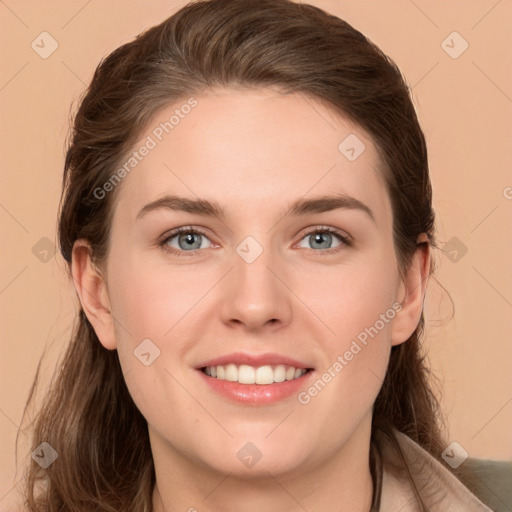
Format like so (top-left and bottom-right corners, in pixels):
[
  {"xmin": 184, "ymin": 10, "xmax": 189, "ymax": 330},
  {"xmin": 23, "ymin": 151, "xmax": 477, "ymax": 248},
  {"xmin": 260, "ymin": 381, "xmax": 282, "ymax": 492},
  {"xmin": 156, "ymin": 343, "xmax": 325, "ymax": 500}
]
[
  {"xmin": 255, "ymin": 365, "xmax": 274, "ymax": 384},
  {"xmin": 207, "ymin": 364, "xmax": 307, "ymax": 384},
  {"xmin": 238, "ymin": 364, "xmax": 256, "ymax": 384},
  {"xmin": 225, "ymin": 364, "xmax": 238, "ymax": 382},
  {"xmin": 285, "ymin": 367, "xmax": 296, "ymax": 381},
  {"xmin": 274, "ymin": 365, "xmax": 286, "ymax": 383}
]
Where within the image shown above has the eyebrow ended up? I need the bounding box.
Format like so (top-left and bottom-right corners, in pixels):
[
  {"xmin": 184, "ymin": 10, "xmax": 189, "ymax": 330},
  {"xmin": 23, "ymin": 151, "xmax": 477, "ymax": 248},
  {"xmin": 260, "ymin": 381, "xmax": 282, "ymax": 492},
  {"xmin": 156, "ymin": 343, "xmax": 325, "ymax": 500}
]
[{"xmin": 136, "ymin": 193, "xmax": 375, "ymax": 223}]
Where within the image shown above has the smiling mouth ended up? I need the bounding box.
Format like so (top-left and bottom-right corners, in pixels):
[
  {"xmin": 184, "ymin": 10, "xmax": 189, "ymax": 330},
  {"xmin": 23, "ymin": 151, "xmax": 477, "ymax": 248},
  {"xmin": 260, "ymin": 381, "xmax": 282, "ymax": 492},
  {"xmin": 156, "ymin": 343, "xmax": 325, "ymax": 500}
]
[{"xmin": 201, "ymin": 364, "xmax": 312, "ymax": 385}]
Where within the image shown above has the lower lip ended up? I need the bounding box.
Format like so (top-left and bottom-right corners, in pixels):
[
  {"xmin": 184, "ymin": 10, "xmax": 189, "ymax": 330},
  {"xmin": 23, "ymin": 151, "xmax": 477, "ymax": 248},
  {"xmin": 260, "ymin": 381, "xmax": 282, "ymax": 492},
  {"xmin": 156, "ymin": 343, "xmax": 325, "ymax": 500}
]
[{"xmin": 198, "ymin": 369, "xmax": 314, "ymax": 405}]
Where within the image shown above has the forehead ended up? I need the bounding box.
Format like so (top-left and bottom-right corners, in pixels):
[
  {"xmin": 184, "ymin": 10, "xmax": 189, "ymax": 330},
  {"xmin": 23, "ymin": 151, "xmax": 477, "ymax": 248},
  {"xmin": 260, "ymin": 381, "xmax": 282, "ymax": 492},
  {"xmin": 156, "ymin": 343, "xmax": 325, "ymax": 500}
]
[{"xmin": 112, "ymin": 87, "xmax": 392, "ymax": 228}]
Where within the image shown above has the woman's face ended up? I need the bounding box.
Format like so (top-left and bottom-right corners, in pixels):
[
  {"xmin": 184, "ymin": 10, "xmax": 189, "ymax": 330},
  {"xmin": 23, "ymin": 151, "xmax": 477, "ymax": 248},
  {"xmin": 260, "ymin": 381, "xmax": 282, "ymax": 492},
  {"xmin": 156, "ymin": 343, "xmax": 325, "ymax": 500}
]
[{"xmin": 81, "ymin": 87, "xmax": 423, "ymax": 478}]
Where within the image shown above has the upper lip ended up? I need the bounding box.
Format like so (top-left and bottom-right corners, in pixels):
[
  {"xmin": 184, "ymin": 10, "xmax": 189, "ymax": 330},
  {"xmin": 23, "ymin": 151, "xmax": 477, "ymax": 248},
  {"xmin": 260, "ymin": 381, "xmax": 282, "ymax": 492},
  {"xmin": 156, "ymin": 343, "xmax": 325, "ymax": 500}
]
[{"xmin": 198, "ymin": 352, "xmax": 313, "ymax": 369}]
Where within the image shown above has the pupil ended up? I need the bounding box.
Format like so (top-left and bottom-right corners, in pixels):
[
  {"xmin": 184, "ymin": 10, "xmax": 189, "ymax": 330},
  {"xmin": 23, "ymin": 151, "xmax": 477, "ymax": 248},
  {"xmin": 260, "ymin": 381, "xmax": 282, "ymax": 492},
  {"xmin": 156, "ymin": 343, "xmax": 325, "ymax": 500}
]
[
  {"xmin": 180, "ymin": 232, "xmax": 200, "ymax": 249},
  {"xmin": 313, "ymin": 233, "xmax": 330, "ymax": 249}
]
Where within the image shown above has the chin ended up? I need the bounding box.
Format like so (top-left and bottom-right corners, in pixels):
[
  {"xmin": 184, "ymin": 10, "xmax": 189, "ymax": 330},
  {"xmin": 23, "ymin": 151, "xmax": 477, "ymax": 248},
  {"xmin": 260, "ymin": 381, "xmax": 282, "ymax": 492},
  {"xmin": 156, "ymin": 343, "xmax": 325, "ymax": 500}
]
[{"xmin": 195, "ymin": 433, "xmax": 315, "ymax": 478}]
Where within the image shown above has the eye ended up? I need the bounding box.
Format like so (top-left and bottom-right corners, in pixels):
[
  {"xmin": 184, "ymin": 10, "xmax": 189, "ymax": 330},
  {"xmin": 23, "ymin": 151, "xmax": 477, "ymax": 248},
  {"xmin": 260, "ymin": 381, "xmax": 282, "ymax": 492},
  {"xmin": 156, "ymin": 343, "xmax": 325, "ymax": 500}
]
[
  {"xmin": 296, "ymin": 227, "xmax": 351, "ymax": 254},
  {"xmin": 159, "ymin": 225, "xmax": 351, "ymax": 257},
  {"xmin": 160, "ymin": 227, "xmax": 213, "ymax": 256}
]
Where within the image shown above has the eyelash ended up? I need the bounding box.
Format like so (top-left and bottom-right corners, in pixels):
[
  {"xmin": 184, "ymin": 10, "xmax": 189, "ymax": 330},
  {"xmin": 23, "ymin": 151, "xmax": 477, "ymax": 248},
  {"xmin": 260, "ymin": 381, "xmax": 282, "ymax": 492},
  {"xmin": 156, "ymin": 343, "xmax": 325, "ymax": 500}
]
[{"xmin": 158, "ymin": 226, "xmax": 352, "ymax": 258}]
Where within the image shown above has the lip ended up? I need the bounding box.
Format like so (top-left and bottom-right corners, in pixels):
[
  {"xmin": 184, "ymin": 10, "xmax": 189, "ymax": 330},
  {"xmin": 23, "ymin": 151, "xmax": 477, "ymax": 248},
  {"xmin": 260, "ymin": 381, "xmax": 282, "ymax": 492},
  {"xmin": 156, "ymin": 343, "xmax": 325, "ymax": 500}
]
[
  {"xmin": 196, "ymin": 352, "xmax": 315, "ymax": 406},
  {"xmin": 198, "ymin": 369, "xmax": 314, "ymax": 405},
  {"xmin": 198, "ymin": 352, "xmax": 312, "ymax": 369}
]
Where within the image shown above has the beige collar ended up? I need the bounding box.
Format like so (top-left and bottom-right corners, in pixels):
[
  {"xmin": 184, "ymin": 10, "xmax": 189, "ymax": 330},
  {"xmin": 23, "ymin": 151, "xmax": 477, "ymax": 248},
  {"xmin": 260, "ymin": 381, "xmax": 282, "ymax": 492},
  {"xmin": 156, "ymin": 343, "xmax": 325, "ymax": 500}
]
[{"xmin": 373, "ymin": 429, "xmax": 492, "ymax": 511}]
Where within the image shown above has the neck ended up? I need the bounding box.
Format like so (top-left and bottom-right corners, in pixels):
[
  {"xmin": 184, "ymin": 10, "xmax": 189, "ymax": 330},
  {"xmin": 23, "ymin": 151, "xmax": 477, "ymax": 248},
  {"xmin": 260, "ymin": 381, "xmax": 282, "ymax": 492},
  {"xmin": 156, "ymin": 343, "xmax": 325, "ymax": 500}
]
[{"xmin": 151, "ymin": 417, "xmax": 374, "ymax": 512}]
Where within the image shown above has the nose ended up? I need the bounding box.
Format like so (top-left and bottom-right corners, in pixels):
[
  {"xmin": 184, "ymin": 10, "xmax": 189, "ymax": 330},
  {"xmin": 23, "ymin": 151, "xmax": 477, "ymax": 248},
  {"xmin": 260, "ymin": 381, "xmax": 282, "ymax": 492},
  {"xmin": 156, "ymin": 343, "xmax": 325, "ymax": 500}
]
[{"xmin": 219, "ymin": 244, "xmax": 293, "ymax": 333}]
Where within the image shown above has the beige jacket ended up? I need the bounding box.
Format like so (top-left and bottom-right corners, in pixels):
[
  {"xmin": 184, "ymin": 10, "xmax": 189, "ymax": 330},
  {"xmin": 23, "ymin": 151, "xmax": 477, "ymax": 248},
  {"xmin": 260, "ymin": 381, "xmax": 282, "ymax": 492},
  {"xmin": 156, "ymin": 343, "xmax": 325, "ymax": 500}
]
[{"xmin": 373, "ymin": 429, "xmax": 494, "ymax": 511}]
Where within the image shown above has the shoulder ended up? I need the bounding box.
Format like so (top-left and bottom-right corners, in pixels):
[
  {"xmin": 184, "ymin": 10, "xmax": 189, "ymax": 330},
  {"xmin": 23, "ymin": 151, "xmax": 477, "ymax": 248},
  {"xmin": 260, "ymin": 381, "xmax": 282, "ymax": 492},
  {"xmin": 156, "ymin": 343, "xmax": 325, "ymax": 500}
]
[
  {"xmin": 375, "ymin": 429, "xmax": 499, "ymax": 512},
  {"xmin": 463, "ymin": 457, "xmax": 512, "ymax": 512}
]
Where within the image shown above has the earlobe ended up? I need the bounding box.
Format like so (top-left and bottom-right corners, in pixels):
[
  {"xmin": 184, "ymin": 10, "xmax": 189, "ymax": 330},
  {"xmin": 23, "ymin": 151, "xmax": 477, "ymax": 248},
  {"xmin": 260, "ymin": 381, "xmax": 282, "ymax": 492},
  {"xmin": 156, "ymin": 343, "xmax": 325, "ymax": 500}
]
[
  {"xmin": 390, "ymin": 235, "xmax": 431, "ymax": 347},
  {"xmin": 71, "ymin": 239, "xmax": 117, "ymax": 350}
]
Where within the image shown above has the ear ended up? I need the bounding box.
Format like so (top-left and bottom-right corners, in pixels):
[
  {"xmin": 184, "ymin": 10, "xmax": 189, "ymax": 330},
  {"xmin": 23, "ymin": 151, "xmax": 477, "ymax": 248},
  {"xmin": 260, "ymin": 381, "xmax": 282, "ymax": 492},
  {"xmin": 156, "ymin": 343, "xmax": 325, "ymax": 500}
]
[
  {"xmin": 71, "ymin": 239, "xmax": 117, "ymax": 350},
  {"xmin": 391, "ymin": 234, "xmax": 431, "ymax": 347}
]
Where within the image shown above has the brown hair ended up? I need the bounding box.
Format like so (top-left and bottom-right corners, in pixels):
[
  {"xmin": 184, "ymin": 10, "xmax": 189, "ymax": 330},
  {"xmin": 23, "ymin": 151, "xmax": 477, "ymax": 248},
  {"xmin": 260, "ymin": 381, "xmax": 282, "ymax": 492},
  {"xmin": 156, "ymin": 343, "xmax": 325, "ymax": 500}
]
[{"xmin": 21, "ymin": 0, "xmax": 461, "ymax": 509}]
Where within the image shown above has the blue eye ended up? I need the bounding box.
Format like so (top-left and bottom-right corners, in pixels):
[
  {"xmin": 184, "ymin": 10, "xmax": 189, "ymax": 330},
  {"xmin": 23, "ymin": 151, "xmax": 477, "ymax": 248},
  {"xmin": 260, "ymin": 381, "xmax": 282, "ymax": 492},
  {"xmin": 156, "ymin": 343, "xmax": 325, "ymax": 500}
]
[
  {"xmin": 297, "ymin": 228, "xmax": 351, "ymax": 253},
  {"xmin": 159, "ymin": 226, "xmax": 351, "ymax": 257},
  {"xmin": 161, "ymin": 227, "xmax": 213, "ymax": 256}
]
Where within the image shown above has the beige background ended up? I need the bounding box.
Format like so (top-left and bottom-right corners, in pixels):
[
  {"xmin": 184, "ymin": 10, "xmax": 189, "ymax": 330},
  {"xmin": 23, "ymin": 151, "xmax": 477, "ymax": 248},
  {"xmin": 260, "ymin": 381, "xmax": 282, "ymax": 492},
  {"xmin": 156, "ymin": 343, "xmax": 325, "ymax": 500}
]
[{"xmin": 1, "ymin": 0, "xmax": 511, "ymax": 506}]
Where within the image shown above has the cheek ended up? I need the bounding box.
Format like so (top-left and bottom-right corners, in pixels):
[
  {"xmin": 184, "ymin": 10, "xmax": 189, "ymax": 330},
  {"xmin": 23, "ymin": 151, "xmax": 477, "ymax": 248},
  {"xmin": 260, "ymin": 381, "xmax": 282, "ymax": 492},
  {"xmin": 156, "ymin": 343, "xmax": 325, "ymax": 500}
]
[
  {"xmin": 107, "ymin": 255, "xmax": 203, "ymax": 342},
  {"xmin": 298, "ymin": 251, "xmax": 398, "ymax": 401},
  {"xmin": 105, "ymin": 261, "xmax": 199, "ymax": 427},
  {"xmin": 312, "ymin": 284, "xmax": 395, "ymax": 404},
  {"xmin": 297, "ymin": 249, "xmax": 399, "ymax": 342},
  {"xmin": 296, "ymin": 280, "xmax": 395, "ymax": 450}
]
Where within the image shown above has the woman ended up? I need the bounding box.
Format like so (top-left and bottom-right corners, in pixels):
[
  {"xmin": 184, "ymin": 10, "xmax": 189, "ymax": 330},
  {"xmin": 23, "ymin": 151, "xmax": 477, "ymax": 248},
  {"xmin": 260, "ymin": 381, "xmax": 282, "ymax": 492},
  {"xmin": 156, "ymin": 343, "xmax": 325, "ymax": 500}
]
[{"xmin": 21, "ymin": 0, "xmax": 496, "ymax": 510}]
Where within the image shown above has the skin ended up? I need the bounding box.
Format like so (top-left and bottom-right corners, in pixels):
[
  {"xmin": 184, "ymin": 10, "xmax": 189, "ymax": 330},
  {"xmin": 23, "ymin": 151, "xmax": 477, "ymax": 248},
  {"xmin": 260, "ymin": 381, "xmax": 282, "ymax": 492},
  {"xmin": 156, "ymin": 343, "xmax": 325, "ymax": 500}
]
[{"xmin": 72, "ymin": 87, "xmax": 430, "ymax": 512}]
